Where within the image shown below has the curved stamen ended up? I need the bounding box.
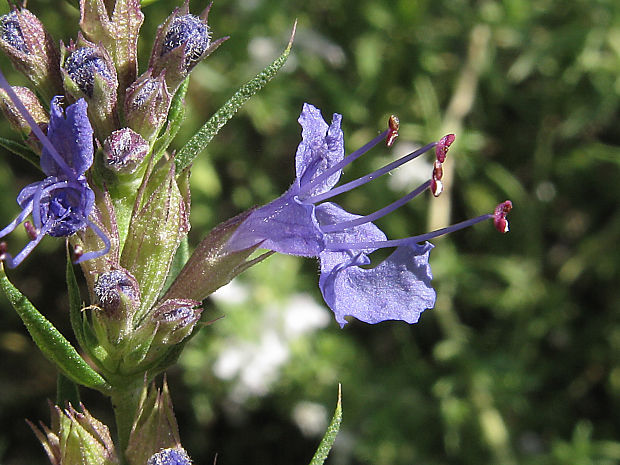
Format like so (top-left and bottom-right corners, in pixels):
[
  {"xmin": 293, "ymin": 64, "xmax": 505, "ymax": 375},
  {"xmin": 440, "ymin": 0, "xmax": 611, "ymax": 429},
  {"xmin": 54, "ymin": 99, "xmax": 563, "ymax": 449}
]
[
  {"xmin": 0, "ymin": 69, "xmax": 75, "ymax": 177},
  {"xmin": 305, "ymin": 141, "xmax": 437, "ymax": 204},
  {"xmin": 32, "ymin": 179, "xmax": 88, "ymax": 229},
  {"xmin": 321, "ymin": 180, "xmax": 431, "ymax": 233},
  {"xmin": 0, "ymin": 199, "xmax": 34, "ymax": 238},
  {"xmin": 31, "ymin": 182, "xmax": 45, "ymax": 229},
  {"xmin": 1, "ymin": 222, "xmax": 52, "ymax": 268},
  {"xmin": 73, "ymin": 219, "xmax": 111, "ymax": 264},
  {"xmin": 297, "ymin": 130, "xmax": 389, "ymax": 197},
  {"xmin": 324, "ymin": 213, "xmax": 494, "ymax": 251}
]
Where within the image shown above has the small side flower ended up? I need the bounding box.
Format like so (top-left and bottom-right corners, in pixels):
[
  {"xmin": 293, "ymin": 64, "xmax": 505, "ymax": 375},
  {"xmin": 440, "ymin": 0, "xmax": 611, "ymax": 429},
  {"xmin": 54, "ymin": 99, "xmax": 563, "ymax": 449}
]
[{"xmin": 0, "ymin": 70, "xmax": 109, "ymax": 267}]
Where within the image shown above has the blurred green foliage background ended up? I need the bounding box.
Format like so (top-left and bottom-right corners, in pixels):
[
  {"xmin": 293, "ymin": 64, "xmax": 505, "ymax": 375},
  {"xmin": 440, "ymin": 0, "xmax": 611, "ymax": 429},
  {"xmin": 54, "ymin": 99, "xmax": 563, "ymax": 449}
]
[{"xmin": 1, "ymin": 0, "xmax": 620, "ymax": 464}]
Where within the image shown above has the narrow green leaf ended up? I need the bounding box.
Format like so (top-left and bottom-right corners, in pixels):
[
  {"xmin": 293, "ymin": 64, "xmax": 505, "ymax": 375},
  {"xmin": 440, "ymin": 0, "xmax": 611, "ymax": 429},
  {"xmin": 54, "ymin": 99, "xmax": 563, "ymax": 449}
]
[
  {"xmin": 152, "ymin": 76, "xmax": 189, "ymax": 162},
  {"xmin": 0, "ymin": 136, "xmax": 41, "ymax": 170},
  {"xmin": 310, "ymin": 384, "xmax": 342, "ymax": 465},
  {"xmin": 0, "ymin": 264, "xmax": 110, "ymax": 392},
  {"xmin": 175, "ymin": 22, "xmax": 297, "ymax": 172},
  {"xmin": 57, "ymin": 372, "xmax": 80, "ymax": 407}
]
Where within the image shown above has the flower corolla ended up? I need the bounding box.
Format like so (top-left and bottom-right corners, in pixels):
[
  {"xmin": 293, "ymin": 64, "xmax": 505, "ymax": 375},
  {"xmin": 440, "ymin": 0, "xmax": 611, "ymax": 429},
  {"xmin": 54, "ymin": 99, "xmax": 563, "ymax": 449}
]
[{"xmin": 227, "ymin": 104, "xmax": 511, "ymax": 327}]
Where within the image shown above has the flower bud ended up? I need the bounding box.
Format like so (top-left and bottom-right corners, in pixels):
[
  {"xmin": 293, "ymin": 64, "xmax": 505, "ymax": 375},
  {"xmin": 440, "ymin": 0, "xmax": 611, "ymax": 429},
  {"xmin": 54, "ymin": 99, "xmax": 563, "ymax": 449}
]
[
  {"xmin": 148, "ymin": 2, "xmax": 226, "ymax": 93},
  {"xmin": 151, "ymin": 298, "xmax": 202, "ymax": 346},
  {"xmin": 0, "ymin": 9, "xmax": 62, "ymax": 101},
  {"xmin": 124, "ymin": 70, "xmax": 172, "ymax": 140},
  {"xmin": 0, "ymin": 85, "xmax": 48, "ymax": 152},
  {"xmin": 65, "ymin": 46, "xmax": 115, "ymax": 98},
  {"xmin": 29, "ymin": 404, "xmax": 118, "ymax": 465},
  {"xmin": 61, "ymin": 36, "xmax": 119, "ymax": 139},
  {"xmin": 79, "ymin": 0, "xmax": 144, "ymax": 101},
  {"xmin": 0, "ymin": 12, "xmax": 28, "ymax": 53},
  {"xmin": 147, "ymin": 448, "xmax": 192, "ymax": 465},
  {"xmin": 126, "ymin": 380, "xmax": 183, "ymax": 465},
  {"xmin": 94, "ymin": 268, "xmax": 141, "ymax": 317},
  {"xmin": 91, "ymin": 268, "xmax": 140, "ymax": 347},
  {"xmin": 162, "ymin": 14, "xmax": 210, "ymax": 69},
  {"xmin": 103, "ymin": 128, "xmax": 149, "ymax": 174}
]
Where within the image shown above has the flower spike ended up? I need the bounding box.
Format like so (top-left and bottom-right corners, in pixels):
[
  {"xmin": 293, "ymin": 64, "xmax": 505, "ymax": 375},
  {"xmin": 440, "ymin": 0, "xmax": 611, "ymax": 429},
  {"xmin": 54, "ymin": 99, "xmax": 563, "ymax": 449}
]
[{"xmin": 227, "ymin": 103, "xmax": 511, "ymax": 326}]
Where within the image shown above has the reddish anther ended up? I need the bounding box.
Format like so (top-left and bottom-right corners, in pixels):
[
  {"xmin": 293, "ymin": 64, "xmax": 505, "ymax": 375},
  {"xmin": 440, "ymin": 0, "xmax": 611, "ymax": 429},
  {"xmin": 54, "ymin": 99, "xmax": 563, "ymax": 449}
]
[
  {"xmin": 73, "ymin": 244, "xmax": 84, "ymax": 261},
  {"xmin": 493, "ymin": 200, "xmax": 513, "ymax": 233},
  {"xmin": 432, "ymin": 160, "xmax": 443, "ymax": 181},
  {"xmin": 430, "ymin": 177, "xmax": 443, "ymax": 197},
  {"xmin": 386, "ymin": 115, "xmax": 399, "ymax": 147},
  {"xmin": 23, "ymin": 221, "xmax": 38, "ymax": 240},
  {"xmin": 435, "ymin": 133, "xmax": 455, "ymax": 163}
]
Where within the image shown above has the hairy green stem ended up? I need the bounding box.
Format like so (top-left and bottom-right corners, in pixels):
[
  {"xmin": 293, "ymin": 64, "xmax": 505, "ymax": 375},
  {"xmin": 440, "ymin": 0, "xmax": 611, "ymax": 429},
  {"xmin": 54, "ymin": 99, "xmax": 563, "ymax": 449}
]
[{"xmin": 110, "ymin": 382, "xmax": 143, "ymax": 464}]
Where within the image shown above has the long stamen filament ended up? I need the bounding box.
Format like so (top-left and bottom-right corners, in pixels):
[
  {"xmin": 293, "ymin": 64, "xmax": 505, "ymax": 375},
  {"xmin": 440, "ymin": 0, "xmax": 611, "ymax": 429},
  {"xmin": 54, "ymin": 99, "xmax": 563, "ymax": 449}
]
[
  {"xmin": 1, "ymin": 222, "xmax": 52, "ymax": 269},
  {"xmin": 0, "ymin": 200, "xmax": 34, "ymax": 238},
  {"xmin": 74, "ymin": 219, "xmax": 111, "ymax": 263},
  {"xmin": 321, "ymin": 180, "xmax": 431, "ymax": 233},
  {"xmin": 324, "ymin": 213, "xmax": 494, "ymax": 250},
  {"xmin": 297, "ymin": 130, "xmax": 389, "ymax": 197},
  {"xmin": 0, "ymin": 70, "xmax": 74, "ymax": 177},
  {"xmin": 305, "ymin": 141, "xmax": 437, "ymax": 204}
]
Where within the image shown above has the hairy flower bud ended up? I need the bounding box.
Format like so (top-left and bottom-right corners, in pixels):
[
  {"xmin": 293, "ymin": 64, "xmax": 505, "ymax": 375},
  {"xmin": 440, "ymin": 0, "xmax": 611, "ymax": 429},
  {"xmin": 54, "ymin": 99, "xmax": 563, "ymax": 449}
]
[
  {"xmin": 92, "ymin": 268, "xmax": 140, "ymax": 347},
  {"xmin": 162, "ymin": 15, "xmax": 210, "ymax": 69},
  {"xmin": 94, "ymin": 268, "xmax": 140, "ymax": 316},
  {"xmin": 0, "ymin": 85, "xmax": 48, "ymax": 152},
  {"xmin": 29, "ymin": 404, "xmax": 118, "ymax": 465},
  {"xmin": 61, "ymin": 36, "xmax": 119, "ymax": 139},
  {"xmin": 103, "ymin": 128, "xmax": 149, "ymax": 174},
  {"xmin": 151, "ymin": 298, "xmax": 202, "ymax": 346},
  {"xmin": 124, "ymin": 70, "xmax": 172, "ymax": 140},
  {"xmin": 79, "ymin": 0, "xmax": 144, "ymax": 103},
  {"xmin": 147, "ymin": 448, "xmax": 192, "ymax": 465},
  {"xmin": 0, "ymin": 12, "xmax": 28, "ymax": 53},
  {"xmin": 0, "ymin": 9, "xmax": 62, "ymax": 101},
  {"xmin": 65, "ymin": 47, "xmax": 115, "ymax": 98},
  {"xmin": 148, "ymin": 2, "xmax": 226, "ymax": 93}
]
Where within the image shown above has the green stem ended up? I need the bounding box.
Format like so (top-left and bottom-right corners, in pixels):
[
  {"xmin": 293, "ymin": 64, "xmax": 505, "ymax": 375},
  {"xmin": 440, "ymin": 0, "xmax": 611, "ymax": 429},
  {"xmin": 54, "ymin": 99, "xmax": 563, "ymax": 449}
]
[{"xmin": 110, "ymin": 381, "xmax": 143, "ymax": 464}]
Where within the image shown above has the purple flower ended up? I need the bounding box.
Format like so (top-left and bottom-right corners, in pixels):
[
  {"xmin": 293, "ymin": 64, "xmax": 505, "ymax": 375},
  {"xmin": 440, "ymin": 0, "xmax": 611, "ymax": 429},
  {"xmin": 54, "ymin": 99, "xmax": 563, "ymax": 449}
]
[
  {"xmin": 0, "ymin": 70, "xmax": 109, "ymax": 268},
  {"xmin": 227, "ymin": 103, "xmax": 511, "ymax": 327}
]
